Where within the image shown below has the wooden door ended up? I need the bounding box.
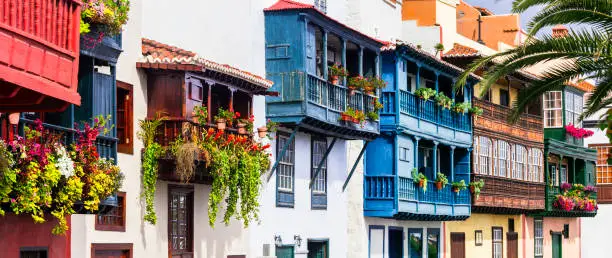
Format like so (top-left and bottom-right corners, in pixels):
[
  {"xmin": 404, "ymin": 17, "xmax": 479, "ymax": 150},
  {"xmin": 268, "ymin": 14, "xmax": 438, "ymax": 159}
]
[
  {"xmin": 276, "ymin": 246, "xmax": 295, "ymax": 258},
  {"xmin": 507, "ymin": 232, "xmax": 518, "ymax": 258},
  {"xmin": 307, "ymin": 241, "xmax": 328, "ymax": 258},
  {"xmin": 450, "ymin": 232, "xmax": 465, "ymax": 258},
  {"xmin": 388, "ymin": 228, "xmax": 403, "ymax": 258},
  {"xmin": 552, "ymin": 233, "xmax": 562, "ymax": 258}
]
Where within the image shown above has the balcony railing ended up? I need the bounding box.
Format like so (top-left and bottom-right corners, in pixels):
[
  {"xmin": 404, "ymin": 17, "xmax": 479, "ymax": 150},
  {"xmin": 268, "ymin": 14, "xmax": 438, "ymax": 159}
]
[
  {"xmin": 399, "ymin": 90, "xmax": 471, "ymax": 132},
  {"xmin": 307, "ymin": 75, "xmax": 377, "ymax": 114},
  {"xmin": 472, "ymin": 174, "xmax": 545, "ymax": 211},
  {"xmin": 1, "ymin": 118, "xmax": 117, "ymax": 161},
  {"xmin": 474, "ymin": 99, "xmax": 543, "ymax": 131},
  {"xmin": 364, "ymin": 175, "xmax": 471, "ymax": 205}
]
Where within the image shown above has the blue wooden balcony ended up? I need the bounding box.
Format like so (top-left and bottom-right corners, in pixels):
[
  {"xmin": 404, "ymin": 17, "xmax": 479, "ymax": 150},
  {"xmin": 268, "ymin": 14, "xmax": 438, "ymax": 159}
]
[
  {"xmin": 267, "ymin": 72, "xmax": 380, "ymax": 140},
  {"xmin": 364, "ymin": 175, "xmax": 471, "ymax": 220}
]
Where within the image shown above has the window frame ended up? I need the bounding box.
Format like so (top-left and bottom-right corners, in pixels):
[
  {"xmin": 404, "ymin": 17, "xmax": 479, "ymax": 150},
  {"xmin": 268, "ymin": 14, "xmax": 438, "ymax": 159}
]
[
  {"xmin": 534, "ymin": 218, "xmax": 544, "ymax": 258},
  {"xmin": 90, "ymin": 243, "xmax": 133, "ymax": 258},
  {"xmin": 544, "ymin": 91, "xmax": 563, "ymax": 128},
  {"xmin": 499, "ymin": 88, "xmax": 510, "ymax": 107},
  {"xmin": 95, "ymin": 191, "xmax": 126, "ymax": 232},
  {"xmin": 564, "ymin": 90, "xmax": 583, "ymax": 127},
  {"xmin": 492, "ymin": 227, "xmax": 503, "ymax": 258},
  {"xmin": 311, "ymin": 137, "xmax": 328, "ymax": 210},
  {"xmin": 20, "ymin": 247, "xmax": 48, "ymax": 258},
  {"xmin": 512, "ymin": 145, "xmax": 527, "ymax": 180},
  {"xmin": 168, "ymin": 185, "xmax": 194, "ymax": 256},
  {"xmin": 276, "ymin": 132, "xmax": 296, "ymax": 208},
  {"xmin": 497, "ymin": 140, "xmax": 510, "ymax": 178},
  {"xmin": 116, "ymin": 81, "xmax": 133, "ymax": 154},
  {"xmin": 591, "ymin": 144, "xmax": 612, "ymax": 184},
  {"xmin": 478, "ymin": 136, "xmax": 492, "ymax": 175}
]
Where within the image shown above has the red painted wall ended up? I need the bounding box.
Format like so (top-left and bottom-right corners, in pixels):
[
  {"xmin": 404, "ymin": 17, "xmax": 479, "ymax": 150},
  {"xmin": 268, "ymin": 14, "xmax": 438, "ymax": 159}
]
[{"xmin": 0, "ymin": 214, "xmax": 70, "ymax": 258}]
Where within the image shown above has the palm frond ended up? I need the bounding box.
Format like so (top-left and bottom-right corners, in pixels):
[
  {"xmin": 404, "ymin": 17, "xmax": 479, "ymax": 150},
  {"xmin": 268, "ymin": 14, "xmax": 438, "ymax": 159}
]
[{"xmin": 526, "ymin": 0, "xmax": 612, "ymax": 34}]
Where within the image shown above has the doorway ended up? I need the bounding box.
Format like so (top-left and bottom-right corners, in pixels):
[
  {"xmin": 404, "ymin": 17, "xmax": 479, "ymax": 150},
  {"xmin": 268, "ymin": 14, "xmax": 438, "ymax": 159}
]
[
  {"xmin": 389, "ymin": 227, "xmax": 403, "ymax": 258},
  {"xmin": 307, "ymin": 240, "xmax": 328, "ymax": 258},
  {"xmin": 276, "ymin": 245, "xmax": 295, "ymax": 258},
  {"xmin": 450, "ymin": 232, "xmax": 465, "ymax": 258},
  {"xmin": 552, "ymin": 233, "xmax": 563, "ymax": 258},
  {"xmin": 507, "ymin": 232, "xmax": 518, "ymax": 258}
]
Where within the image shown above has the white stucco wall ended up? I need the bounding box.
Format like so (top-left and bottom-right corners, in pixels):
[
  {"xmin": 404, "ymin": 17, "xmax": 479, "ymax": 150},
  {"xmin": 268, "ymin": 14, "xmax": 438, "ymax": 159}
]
[
  {"xmin": 346, "ymin": 0, "xmax": 403, "ymax": 42},
  {"xmin": 402, "ymin": 20, "xmax": 442, "ymax": 55}
]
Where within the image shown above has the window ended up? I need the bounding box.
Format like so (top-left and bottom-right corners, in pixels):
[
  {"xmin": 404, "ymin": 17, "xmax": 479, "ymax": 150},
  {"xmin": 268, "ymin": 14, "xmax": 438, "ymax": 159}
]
[
  {"xmin": 311, "ymin": 138, "xmax": 328, "ymax": 209},
  {"xmin": 550, "ymin": 165, "xmax": 559, "ymax": 186},
  {"xmin": 308, "ymin": 240, "xmax": 329, "ymax": 258},
  {"xmin": 492, "ymin": 227, "xmax": 503, "ymax": 258},
  {"xmin": 592, "ymin": 144, "xmax": 612, "ymax": 184},
  {"xmin": 399, "ymin": 147, "xmax": 410, "ymax": 161},
  {"xmin": 496, "ymin": 140, "xmax": 510, "ymax": 177},
  {"xmin": 116, "ymin": 81, "xmax": 133, "ymax": 154},
  {"xmin": 560, "ymin": 165, "xmax": 568, "ymax": 184},
  {"xmin": 544, "ymin": 91, "xmax": 563, "ymax": 128},
  {"xmin": 499, "ymin": 89, "xmax": 509, "ymax": 107},
  {"xmin": 534, "ymin": 219, "xmax": 544, "ymax": 258},
  {"xmin": 529, "ymin": 149, "xmax": 544, "ymax": 182},
  {"xmin": 168, "ymin": 186, "xmax": 194, "ymax": 257},
  {"xmin": 409, "ymin": 228, "xmax": 423, "ymax": 258},
  {"xmin": 477, "ymin": 136, "xmax": 492, "ymax": 175},
  {"xmin": 276, "ymin": 133, "xmax": 295, "ymax": 207},
  {"xmin": 91, "ymin": 244, "xmax": 133, "ymax": 258},
  {"xmin": 20, "ymin": 248, "xmax": 47, "ymax": 258},
  {"xmin": 512, "ymin": 145, "xmax": 527, "ymax": 180},
  {"xmin": 565, "ymin": 90, "xmax": 584, "ymax": 126},
  {"xmin": 96, "ymin": 192, "xmax": 126, "ymax": 231},
  {"xmin": 427, "ymin": 228, "xmax": 440, "ymax": 258}
]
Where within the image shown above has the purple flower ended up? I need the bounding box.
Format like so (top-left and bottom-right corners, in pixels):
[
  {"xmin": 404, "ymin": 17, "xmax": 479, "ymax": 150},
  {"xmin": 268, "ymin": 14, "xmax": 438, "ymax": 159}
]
[
  {"xmin": 585, "ymin": 185, "xmax": 597, "ymax": 193},
  {"xmin": 561, "ymin": 182, "xmax": 572, "ymax": 191}
]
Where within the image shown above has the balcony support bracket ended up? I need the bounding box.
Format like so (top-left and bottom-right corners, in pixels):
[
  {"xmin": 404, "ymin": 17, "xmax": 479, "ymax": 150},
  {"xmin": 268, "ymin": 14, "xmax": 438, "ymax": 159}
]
[
  {"xmin": 267, "ymin": 125, "xmax": 301, "ymax": 182},
  {"xmin": 342, "ymin": 141, "xmax": 370, "ymax": 191},
  {"xmin": 309, "ymin": 137, "xmax": 338, "ymax": 189}
]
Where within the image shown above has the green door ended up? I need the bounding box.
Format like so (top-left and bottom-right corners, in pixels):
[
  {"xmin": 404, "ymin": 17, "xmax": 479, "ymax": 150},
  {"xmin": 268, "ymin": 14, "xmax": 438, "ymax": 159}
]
[
  {"xmin": 307, "ymin": 241, "xmax": 328, "ymax": 258},
  {"xmin": 276, "ymin": 246, "xmax": 294, "ymax": 258},
  {"xmin": 552, "ymin": 233, "xmax": 562, "ymax": 258}
]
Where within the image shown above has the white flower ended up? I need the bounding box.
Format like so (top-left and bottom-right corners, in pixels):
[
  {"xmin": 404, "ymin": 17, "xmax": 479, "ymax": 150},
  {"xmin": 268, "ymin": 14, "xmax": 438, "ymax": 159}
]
[{"xmin": 55, "ymin": 146, "xmax": 75, "ymax": 178}]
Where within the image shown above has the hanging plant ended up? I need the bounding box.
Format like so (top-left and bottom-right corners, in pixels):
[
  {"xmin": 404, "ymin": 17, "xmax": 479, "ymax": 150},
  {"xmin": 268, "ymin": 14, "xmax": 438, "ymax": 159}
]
[
  {"xmin": 434, "ymin": 93, "xmax": 453, "ymax": 109},
  {"xmin": 81, "ymin": 0, "xmax": 130, "ymax": 35},
  {"xmin": 414, "ymin": 88, "xmax": 436, "ymax": 100},
  {"xmin": 452, "ymin": 102, "xmax": 471, "ymax": 114},
  {"xmin": 411, "ymin": 168, "xmax": 428, "ymax": 192},
  {"xmin": 451, "ymin": 180, "xmax": 467, "ymax": 193},
  {"xmin": 469, "ymin": 179, "xmax": 485, "ymax": 199},
  {"xmin": 137, "ymin": 114, "xmax": 166, "ymax": 224},
  {"xmin": 565, "ymin": 124, "xmax": 594, "ymax": 139}
]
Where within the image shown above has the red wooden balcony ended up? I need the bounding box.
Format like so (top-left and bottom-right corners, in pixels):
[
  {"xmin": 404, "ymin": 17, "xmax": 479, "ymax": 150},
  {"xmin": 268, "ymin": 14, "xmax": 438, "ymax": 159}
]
[
  {"xmin": 472, "ymin": 174, "xmax": 546, "ymax": 213},
  {"xmin": 0, "ymin": 0, "xmax": 81, "ymax": 112}
]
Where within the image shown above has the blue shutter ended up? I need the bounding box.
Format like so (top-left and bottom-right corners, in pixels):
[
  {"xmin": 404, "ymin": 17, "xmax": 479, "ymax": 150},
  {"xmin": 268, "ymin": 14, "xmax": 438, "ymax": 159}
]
[{"xmin": 306, "ymin": 25, "xmax": 316, "ymax": 75}]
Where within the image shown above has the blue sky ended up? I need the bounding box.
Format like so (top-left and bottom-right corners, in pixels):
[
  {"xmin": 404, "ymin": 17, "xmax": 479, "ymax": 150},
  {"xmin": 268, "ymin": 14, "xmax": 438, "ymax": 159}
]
[{"xmin": 463, "ymin": 0, "xmax": 539, "ymax": 30}]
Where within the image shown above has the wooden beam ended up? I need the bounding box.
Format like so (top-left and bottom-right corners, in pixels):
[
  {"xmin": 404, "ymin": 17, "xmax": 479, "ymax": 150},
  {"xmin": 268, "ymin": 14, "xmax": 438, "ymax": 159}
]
[
  {"xmin": 342, "ymin": 141, "xmax": 370, "ymax": 191},
  {"xmin": 309, "ymin": 137, "xmax": 337, "ymax": 189}
]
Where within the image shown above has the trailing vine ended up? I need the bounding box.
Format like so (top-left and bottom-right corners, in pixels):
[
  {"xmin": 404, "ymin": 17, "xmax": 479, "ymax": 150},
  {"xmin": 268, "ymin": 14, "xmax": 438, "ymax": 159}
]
[{"xmin": 138, "ymin": 115, "xmax": 165, "ymax": 224}]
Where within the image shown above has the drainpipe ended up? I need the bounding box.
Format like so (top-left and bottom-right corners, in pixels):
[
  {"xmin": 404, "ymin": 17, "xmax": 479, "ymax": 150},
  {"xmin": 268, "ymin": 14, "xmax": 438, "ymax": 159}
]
[{"xmin": 477, "ymin": 14, "xmax": 485, "ymax": 44}]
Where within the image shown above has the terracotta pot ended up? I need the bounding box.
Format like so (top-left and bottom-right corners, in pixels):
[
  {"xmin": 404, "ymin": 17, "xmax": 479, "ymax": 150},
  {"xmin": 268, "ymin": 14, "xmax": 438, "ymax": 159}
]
[
  {"xmin": 257, "ymin": 126, "xmax": 268, "ymax": 138},
  {"xmin": 418, "ymin": 180, "xmax": 425, "ymax": 188},
  {"xmin": 216, "ymin": 119, "xmax": 226, "ymax": 131},
  {"xmin": 469, "ymin": 185, "xmax": 475, "ymax": 193},
  {"xmin": 237, "ymin": 123, "xmax": 247, "ymax": 134},
  {"xmin": 8, "ymin": 113, "xmax": 20, "ymax": 125},
  {"xmin": 329, "ymin": 75, "xmax": 340, "ymax": 85},
  {"xmin": 352, "ymin": 118, "xmax": 360, "ymax": 124},
  {"xmin": 435, "ymin": 181, "xmax": 443, "ymax": 190},
  {"xmin": 452, "ymin": 187, "xmax": 460, "ymax": 193},
  {"xmin": 341, "ymin": 114, "xmax": 352, "ymax": 122}
]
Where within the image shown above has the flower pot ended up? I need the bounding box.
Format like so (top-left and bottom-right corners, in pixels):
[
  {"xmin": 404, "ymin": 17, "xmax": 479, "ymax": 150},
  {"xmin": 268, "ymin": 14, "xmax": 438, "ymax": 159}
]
[
  {"xmin": 435, "ymin": 181, "xmax": 443, "ymax": 190},
  {"xmin": 340, "ymin": 114, "xmax": 352, "ymax": 122},
  {"xmin": 352, "ymin": 118, "xmax": 360, "ymax": 124},
  {"xmin": 469, "ymin": 185, "xmax": 475, "ymax": 194},
  {"xmin": 418, "ymin": 180, "xmax": 425, "ymax": 188},
  {"xmin": 216, "ymin": 119, "xmax": 226, "ymax": 131},
  {"xmin": 237, "ymin": 123, "xmax": 247, "ymax": 134},
  {"xmin": 8, "ymin": 113, "xmax": 20, "ymax": 125},
  {"xmin": 452, "ymin": 187, "xmax": 460, "ymax": 193},
  {"xmin": 258, "ymin": 126, "xmax": 268, "ymax": 138},
  {"xmin": 329, "ymin": 75, "xmax": 340, "ymax": 85}
]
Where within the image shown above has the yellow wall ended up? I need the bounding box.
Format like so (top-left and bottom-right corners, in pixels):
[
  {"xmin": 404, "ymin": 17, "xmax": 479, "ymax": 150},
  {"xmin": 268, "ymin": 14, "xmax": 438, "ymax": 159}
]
[
  {"xmin": 474, "ymin": 81, "xmax": 519, "ymax": 106},
  {"xmin": 444, "ymin": 214, "xmax": 524, "ymax": 258}
]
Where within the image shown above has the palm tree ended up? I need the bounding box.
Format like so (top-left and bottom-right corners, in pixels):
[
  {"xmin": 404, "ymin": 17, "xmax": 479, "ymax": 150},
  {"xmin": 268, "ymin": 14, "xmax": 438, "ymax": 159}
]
[{"xmin": 455, "ymin": 0, "xmax": 611, "ymax": 124}]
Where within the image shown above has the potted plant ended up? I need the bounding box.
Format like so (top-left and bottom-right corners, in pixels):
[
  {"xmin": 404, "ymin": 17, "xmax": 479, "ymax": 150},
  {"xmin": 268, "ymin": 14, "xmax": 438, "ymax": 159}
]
[
  {"xmin": 340, "ymin": 107, "xmax": 357, "ymax": 122},
  {"xmin": 354, "ymin": 110, "xmax": 366, "ymax": 124},
  {"xmin": 434, "ymin": 93, "xmax": 453, "ymax": 109},
  {"xmin": 192, "ymin": 105, "xmax": 208, "ymax": 125},
  {"xmin": 373, "ymin": 99, "xmax": 384, "ymax": 112},
  {"xmin": 434, "ymin": 43, "xmax": 445, "ymax": 57},
  {"xmin": 451, "ymin": 180, "xmax": 467, "ymax": 193},
  {"xmin": 348, "ymin": 76, "xmax": 367, "ymax": 94},
  {"xmin": 366, "ymin": 111, "xmax": 379, "ymax": 121},
  {"xmin": 80, "ymin": 0, "xmax": 130, "ymax": 48},
  {"xmin": 452, "ymin": 102, "xmax": 471, "ymax": 114},
  {"xmin": 469, "ymin": 106, "xmax": 483, "ymax": 121},
  {"xmin": 435, "ymin": 172, "xmax": 448, "ymax": 190},
  {"xmin": 469, "ymin": 179, "xmax": 485, "ymax": 200},
  {"xmin": 259, "ymin": 119, "xmax": 279, "ymax": 139},
  {"xmin": 236, "ymin": 114, "xmax": 254, "ymax": 135},
  {"xmin": 328, "ymin": 63, "xmax": 348, "ymax": 85},
  {"xmin": 411, "ymin": 168, "xmax": 428, "ymax": 192},
  {"xmin": 414, "ymin": 88, "xmax": 436, "ymax": 100},
  {"xmin": 368, "ymin": 76, "xmax": 387, "ymax": 92},
  {"xmin": 214, "ymin": 108, "xmax": 234, "ymax": 131}
]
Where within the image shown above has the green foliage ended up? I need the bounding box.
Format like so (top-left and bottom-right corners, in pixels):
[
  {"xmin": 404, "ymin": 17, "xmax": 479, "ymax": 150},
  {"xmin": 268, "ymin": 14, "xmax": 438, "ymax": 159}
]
[
  {"xmin": 348, "ymin": 76, "xmax": 368, "ymax": 91},
  {"xmin": 414, "ymin": 88, "xmax": 436, "ymax": 100},
  {"xmin": 366, "ymin": 111, "xmax": 379, "ymax": 121},
  {"xmin": 451, "ymin": 180, "xmax": 467, "ymax": 192},
  {"xmin": 469, "ymin": 106, "xmax": 484, "ymax": 116},
  {"xmin": 138, "ymin": 115, "xmax": 166, "ymax": 225},
  {"xmin": 192, "ymin": 105, "xmax": 208, "ymax": 125},
  {"xmin": 215, "ymin": 108, "xmax": 234, "ymax": 123},
  {"xmin": 436, "ymin": 172, "xmax": 449, "ymax": 186},
  {"xmin": 469, "ymin": 179, "xmax": 485, "ymax": 198},
  {"xmin": 411, "ymin": 168, "xmax": 428, "ymax": 192},
  {"xmin": 329, "ymin": 63, "xmax": 348, "ymax": 78},
  {"xmin": 368, "ymin": 76, "xmax": 387, "ymax": 90},
  {"xmin": 452, "ymin": 102, "xmax": 471, "ymax": 114},
  {"xmin": 435, "ymin": 92, "xmax": 453, "ymax": 109},
  {"xmin": 81, "ymin": 0, "xmax": 130, "ymax": 35}
]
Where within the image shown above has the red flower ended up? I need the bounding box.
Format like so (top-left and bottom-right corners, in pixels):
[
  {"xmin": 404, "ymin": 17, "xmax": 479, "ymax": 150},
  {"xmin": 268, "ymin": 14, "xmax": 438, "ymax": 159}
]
[{"xmin": 261, "ymin": 144, "xmax": 271, "ymax": 150}]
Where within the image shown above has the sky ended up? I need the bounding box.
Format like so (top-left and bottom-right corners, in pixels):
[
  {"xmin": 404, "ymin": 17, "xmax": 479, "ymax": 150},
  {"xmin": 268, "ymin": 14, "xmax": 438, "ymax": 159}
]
[{"xmin": 463, "ymin": 0, "xmax": 540, "ymax": 30}]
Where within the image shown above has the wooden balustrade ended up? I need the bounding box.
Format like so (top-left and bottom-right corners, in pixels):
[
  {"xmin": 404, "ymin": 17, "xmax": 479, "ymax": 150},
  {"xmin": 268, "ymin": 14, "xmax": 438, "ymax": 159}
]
[
  {"xmin": 472, "ymin": 174, "xmax": 545, "ymax": 212},
  {"xmin": 398, "ymin": 90, "xmax": 471, "ymax": 132}
]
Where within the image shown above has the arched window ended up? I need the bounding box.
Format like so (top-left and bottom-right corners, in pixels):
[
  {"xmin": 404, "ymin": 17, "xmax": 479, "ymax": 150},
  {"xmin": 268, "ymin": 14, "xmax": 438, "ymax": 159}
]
[
  {"xmin": 512, "ymin": 145, "xmax": 527, "ymax": 180},
  {"xmin": 496, "ymin": 141, "xmax": 510, "ymax": 178},
  {"xmin": 478, "ymin": 136, "xmax": 492, "ymax": 175}
]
